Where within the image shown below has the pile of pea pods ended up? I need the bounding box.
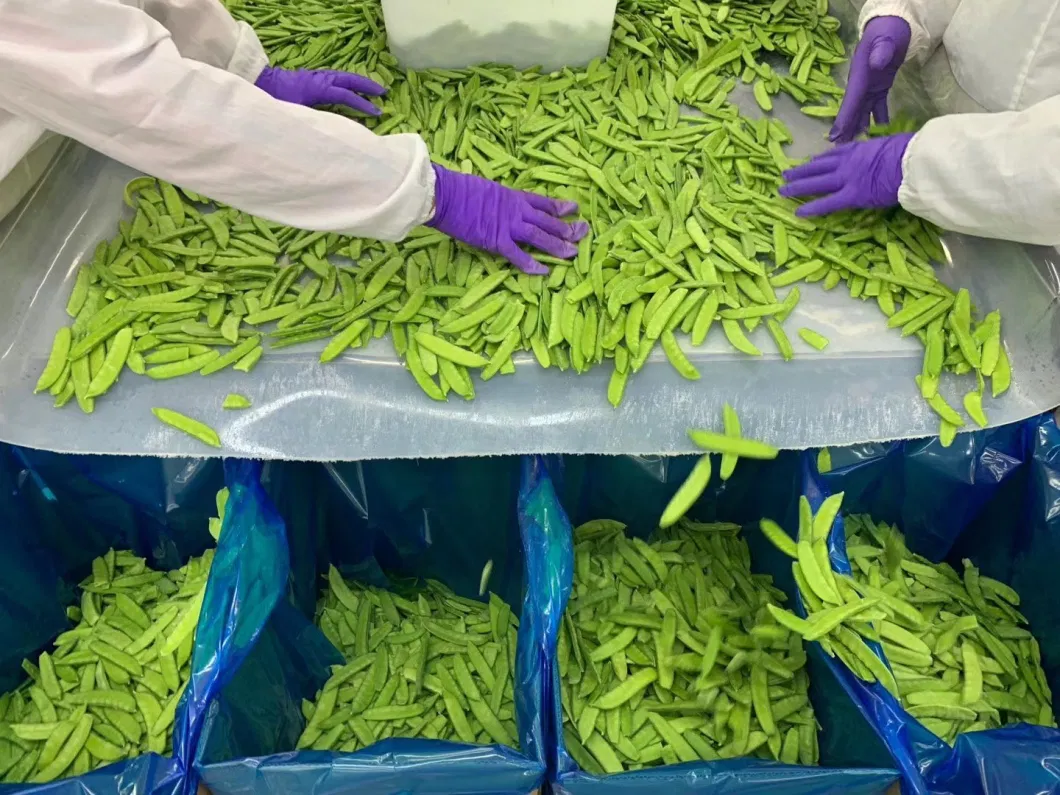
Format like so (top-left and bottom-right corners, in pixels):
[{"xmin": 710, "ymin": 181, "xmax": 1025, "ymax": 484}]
[
  {"xmin": 31, "ymin": 0, "xmax": 1007, "ymax": 447},
  {"xmin": 763, "ymin": 496, "xmax": 1056, "ymax": 745},
  {"xmin": 0, "ymin": 489, "xmax": 226, "ymax": 783},
  {"xmin": 559, "ymin": 518, "xmax": 817, "ymax": 773},
  {"xmin": 298, "ymin": 567, "xmax": 520, "ymax": 751}
]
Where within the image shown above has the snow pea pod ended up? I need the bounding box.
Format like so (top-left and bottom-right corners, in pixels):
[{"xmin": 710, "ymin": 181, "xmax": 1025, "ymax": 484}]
[{"xmin": 151, "ymin": 407, "xmax": 221, "ymax": 448}]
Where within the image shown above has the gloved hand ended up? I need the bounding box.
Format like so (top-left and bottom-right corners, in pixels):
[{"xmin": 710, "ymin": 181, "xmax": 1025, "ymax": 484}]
[
  {"xmin": 779, "ymin": 133, "xmax": 914, "ymax": 217},
  {"xmin": 829, "ymin": 16, "xmax": 911, "ymax": 143},
  {"xmin": 426, "ymin": 165, "xmax": 589, "ymax": 275},
  {"xmin": 254, "ymin": 67, "xmax": 385, "ymax": 117}
]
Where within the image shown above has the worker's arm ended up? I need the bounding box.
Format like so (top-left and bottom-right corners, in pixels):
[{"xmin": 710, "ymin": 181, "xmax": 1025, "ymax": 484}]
[
  {"xmin": 138, "ymin": 0, "xmax": 267, "ymax": 81},
  {"xmin": 899, "ymin": 95, "xmax": 1060, "ymax": 245},
  {"xmin": 785, "ymin": 94, "xmax": 1060, "ymax": 245},
  {"xmin": 140, "ymin": 0, "xmax": 387, "ymax": 117},
  {"xmin": 858, "ymin": 0, "xmax": 960, "ymax": 63},
  {"xmin": 0, "ymin": 0, "xmax": 434, "ymax": 240}
]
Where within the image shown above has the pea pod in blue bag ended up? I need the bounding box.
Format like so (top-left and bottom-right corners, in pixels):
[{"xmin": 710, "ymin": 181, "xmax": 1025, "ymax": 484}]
[
  {"xmin": 299, "ymin": 570, "xmax": 519, "ymax": 751},
  {"xmin": 559, "ymin": 518, "xmax": 818, "ymax": 774},
  {"xmin": 0, "ymin": 488, "xmax": 229, "ymax": 783},
  {"xmin": 764, "ymin": 496, "xmax": 1056, "ymax": 745}
]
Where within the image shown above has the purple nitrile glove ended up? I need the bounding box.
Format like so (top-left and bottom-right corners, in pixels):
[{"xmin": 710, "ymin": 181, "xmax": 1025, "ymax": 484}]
[
  {"xmin": 254, "ymin": 67, "xmax": 386, "ymax": 117},
  {"xmin": 426, "ymin": 164, "xmax": 589, "ymax": 275},
  {"xmin": 829, "ymin": 16, "xmax": 911, "ymax": 143},
  {"xmin": 779, "ymin": 133, "xmax": 914, "ymax": 217}
]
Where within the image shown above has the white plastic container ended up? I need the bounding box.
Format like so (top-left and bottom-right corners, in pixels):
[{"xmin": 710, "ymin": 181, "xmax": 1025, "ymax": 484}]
[{"xmin": 380, "ymin": 0, "xmax": 619, "ymax": 71}]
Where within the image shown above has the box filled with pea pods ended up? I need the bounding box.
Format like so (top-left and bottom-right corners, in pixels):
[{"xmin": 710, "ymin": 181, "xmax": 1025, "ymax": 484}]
[
  {"xmin": 0, "ymin": 450, "xmax": 272, "ymax": 795},
  {"xmin": 194, "ymin": 457, "xmax": 551, "ymax": 795},
  {"xmin": 793, "ymin": 421, "xmax": 1060, "ymax": 795},
  {"xmin": 523, "ymin": 453, "xmax": 902, "ymax": 795}
]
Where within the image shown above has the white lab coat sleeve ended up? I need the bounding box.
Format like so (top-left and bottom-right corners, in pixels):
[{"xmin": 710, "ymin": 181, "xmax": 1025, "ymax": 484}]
[
  {"xmin": 0, "ymin": 0, "xmax": 435, "ymax": 241},
  {"xmin": 858, "ymin": 0, "xmax": 960, "ymax": 64},
  {"xmin": 898, "ymin": 94, "xmax": 1060, "ymax": 246},
  {"xmin": 139, "ymin": 0, "xmax": 268, "ymax": 82}
]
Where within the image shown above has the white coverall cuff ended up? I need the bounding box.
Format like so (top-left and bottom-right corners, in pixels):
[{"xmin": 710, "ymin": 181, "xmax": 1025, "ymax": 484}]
[
  {"xmin": 415, "ymin": 153, "xmax": 437, "ymax": 229},
  {"xmin": 226, "ymin": 22, "xmax": 270, "ymax": 83},
  {"xmin": 896, "ymin": 130, "xmax": 924, "ymax": 216},
  {"xmin": 339, "ymin": 135, "xmax": 436, "ymax": 241},
  {"xmin": 858, "ymin": 1, "xmax": 932, "ymax": 65}
]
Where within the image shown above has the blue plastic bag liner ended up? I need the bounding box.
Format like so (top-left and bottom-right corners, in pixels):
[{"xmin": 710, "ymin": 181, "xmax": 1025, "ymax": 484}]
[
  {"xmin": 0, "ymin": 442, "xmax": 223, "ymax": 690},
  {"xmin": 0, "ymin": 447, "xmax": 224, "ymax": 595},
  {"xmin": 518, "ymin": 454, "xmax": 900, "ymax": 794},
  {"xmin": 802, "ymin": 414, "xmax": 1060, "ymax": 795},
  {"xmin": 0, "ymin": 757, "xmax": 183, "ymax": 795},
  {"xmin": 0, "ymin": 446, "xmax": 270, "ymax": 795},
  {"xmin": 172, "ymin": 460, "xmax": 291, "ymax": 795},
  {"xmin": 197, "ymin": 456, "xmax": 547, "ymax": 795}
]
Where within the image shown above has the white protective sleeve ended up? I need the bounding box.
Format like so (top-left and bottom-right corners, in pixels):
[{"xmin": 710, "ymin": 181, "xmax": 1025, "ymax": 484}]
[
  {"xmin": 899, "ymin": 95, "xmax": 1060, "ymax": 246},
  {"xmin": 858, "ymin": 0, "xmax": 961, "ymax": 64},
  {"xmin": 0, "ymin": 0, "xmax": 435, "ymax": 241},
  {"xmin": 138, "ymin": 0, "xmax": 269, "ymax": 81}
]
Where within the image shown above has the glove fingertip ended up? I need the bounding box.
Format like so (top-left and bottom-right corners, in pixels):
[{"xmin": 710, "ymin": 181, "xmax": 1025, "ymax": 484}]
[
  {"xmin": 569, "ymin": 221, "xmax": 590, "ymax": 241},
  {"xmin": 353, "ymin": 98, "xmax": 383, "ymax": 117},
  {"xmin": 522, "ymin": 260, "xmax": 549, "ymax": 276}
]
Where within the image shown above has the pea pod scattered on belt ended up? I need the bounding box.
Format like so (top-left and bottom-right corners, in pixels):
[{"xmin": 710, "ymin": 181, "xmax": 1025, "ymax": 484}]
[
  {"xmin": 34, "ymin": 0, "xmax": 1006, "ymax": 428},
  {"xmin": 0, "ymin": 489, "xmax": 229, "ymax": 783},
  {"xmin": 298, "ymin": 568, "xmax": 520, "ymax": 752},
  {"xmin": 764, "ymin": 495, "xmax": 1055, "ymax": 745},
  {"xmin": 560, "ymin": 518, "xmax": 818, "ymax": 774}
]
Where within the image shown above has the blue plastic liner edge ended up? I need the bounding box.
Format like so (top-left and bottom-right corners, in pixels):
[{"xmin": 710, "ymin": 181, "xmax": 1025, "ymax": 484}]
[{"xmin": 173, "ymin": 459, "xmax": 290, "ymax": 795}]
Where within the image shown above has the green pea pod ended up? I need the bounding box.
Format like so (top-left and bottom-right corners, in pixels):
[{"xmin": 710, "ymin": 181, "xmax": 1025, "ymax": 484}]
[
  {"xmin": 414, "ymin": 332, "xmax": 489, "ymax": 368},
  {"xmin": 66, "ymin": 689, "xmax": 137, "ymax": 713},
  {"xmin": 199, "ymin": 335, "xmax": 262, "ymax": 376},
  {"xmin": 35, "ymin": 328, "xmax": 72, "ymax": 394},
  {"xmin": 796, "ymin": 541, "xmax": 840, "ymax": 605},
  {"xmin": 659, "ymin": 455, "xmax": 712, "ymax": 529},
  {"xmin": 802, "ymin": 598, "xmax": 879, "ymax": 641},
  {"xmin": 758, "ymin": 519, "xmax": 797, "ymax": 558},
  {"xmin": 147, "ymin": 351, "xmax": 220, "ymax": 380},
  {"xmin": 660, "ymin": 331, "xmax": 700, "ymax": 380},
  {"xmin": 585, "ymin": 733, "xmax": 624, "ymax": 774},
  {"xmin": 151, "ymin": 408, "xmax": 221, "ymax": 449},
  {"xmin": 594, "ymin": 669, "xmax": 657, "ymax": 711},
  {"xmin": 88, "ymin": 640, "xmax": 143, "ymax": 677},
  {"xmin": 159, "ymin": 587, "xmax": 206, "ymax": 656},
  {"xmin": 31, "ymin": 714, "xmax": 93, "ymax": 783},
  {"xmin": 721, "ymin": 319, "xmax": 762, "ymax": 356},
  {"xmin": 687, "ymin": 429, "xmax": 778, "ymax": 460},
  {"xmin": 992, "ymin": 347, "xmax": 1012, "ymax": 397},
  {"xmin": 223, "ymin": 393, "xmax": 252, "ymax": 410},
  {"xmin": 812, "ymin": 493, "xmax": 844, "ymax": 543},
  {"xmin": 963, "ymin": 391, "xmax": 988, "ymax": 428},
  {"xmin": 798, "ymin": 327, "xmax": 829, "ymax": 350}
]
